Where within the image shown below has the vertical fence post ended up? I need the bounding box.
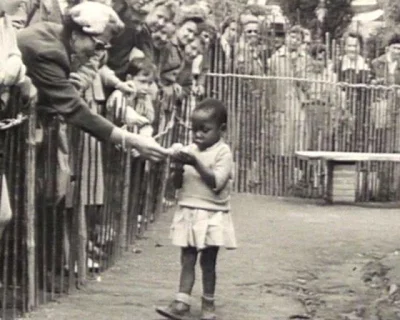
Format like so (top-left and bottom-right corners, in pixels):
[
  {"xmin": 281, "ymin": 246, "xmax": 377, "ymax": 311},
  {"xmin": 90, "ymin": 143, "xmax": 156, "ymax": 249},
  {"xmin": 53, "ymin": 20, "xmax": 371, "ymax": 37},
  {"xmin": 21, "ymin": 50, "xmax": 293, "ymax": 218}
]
[
  {"xmin": 119, "ymin": 147, "xmax": 131, "ymax": 253},
  {"xmin": 75, "ymin": 135, "xmax": 87, "ymax": 288},
  {"xmin": 25, "ymin": 101, "xmax": 36, "ymax": 311}
]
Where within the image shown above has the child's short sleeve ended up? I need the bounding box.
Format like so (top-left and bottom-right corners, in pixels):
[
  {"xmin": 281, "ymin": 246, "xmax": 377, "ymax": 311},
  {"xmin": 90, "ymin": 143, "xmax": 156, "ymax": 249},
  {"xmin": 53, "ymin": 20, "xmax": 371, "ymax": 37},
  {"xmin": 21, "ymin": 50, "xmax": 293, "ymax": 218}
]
[{"xmin": 213, "ymin": 145, "xmax": 233, "ymax": 193}]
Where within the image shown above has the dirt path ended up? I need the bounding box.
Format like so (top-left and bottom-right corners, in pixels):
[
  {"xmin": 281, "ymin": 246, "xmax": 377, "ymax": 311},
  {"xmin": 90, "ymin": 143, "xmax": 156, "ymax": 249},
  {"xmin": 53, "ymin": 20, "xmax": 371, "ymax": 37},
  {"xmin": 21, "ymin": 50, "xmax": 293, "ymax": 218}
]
[{"xmin": 27, "ymin": 194, "xmax": 400, "ymax": 320}]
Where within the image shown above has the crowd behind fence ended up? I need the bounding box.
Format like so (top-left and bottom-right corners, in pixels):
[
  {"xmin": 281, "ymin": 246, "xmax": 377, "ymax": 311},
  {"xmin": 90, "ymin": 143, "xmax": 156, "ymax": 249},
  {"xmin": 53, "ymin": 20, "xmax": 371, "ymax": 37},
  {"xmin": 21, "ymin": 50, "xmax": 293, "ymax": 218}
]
[
  {"xmin": 206, "ymin": 33, "xmax": 400, "ymax": 202},
  {"xmin": 3, "ymin": 30, "xmax": 400, "ymax": 318},
  {"xmin": 0, "ymin": 86, "xmax": 195, "ymax": 318}
]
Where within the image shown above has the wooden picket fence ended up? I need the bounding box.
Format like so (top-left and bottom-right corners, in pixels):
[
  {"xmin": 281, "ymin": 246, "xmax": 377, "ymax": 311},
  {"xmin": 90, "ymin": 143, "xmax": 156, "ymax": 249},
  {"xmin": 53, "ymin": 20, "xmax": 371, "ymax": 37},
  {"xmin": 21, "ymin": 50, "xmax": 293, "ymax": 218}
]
[
  {"xmin": 2, "ymin": 33, "xmax": 400, "ymax": 319},
  {"xmin": 205, "ymin": 38, "xmax": 400, "ymax": 201},
  {"xmin": 0, "ymin": 86, "xmax": 195, "ymax": 319}
]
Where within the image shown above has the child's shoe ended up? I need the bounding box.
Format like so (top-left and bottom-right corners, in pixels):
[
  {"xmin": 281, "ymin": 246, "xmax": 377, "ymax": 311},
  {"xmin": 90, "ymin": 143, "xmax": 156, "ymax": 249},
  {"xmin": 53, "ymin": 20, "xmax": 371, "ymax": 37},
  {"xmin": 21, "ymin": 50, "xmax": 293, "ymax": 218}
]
[
  {"xmin": 201, "ymin": 296, "xmax": 217, "ymax": 320},
  {"xmin": 156, "ymin": 294, "xmax": 191, "ymax": 320}
]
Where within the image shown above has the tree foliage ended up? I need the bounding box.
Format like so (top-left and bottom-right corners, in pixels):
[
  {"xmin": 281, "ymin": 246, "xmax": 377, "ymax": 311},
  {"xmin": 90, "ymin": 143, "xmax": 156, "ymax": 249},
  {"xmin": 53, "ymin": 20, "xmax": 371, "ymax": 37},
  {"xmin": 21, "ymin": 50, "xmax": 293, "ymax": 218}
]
[
  {"xmin": 209, "ymin": 0, "xmax": 280, "ymax": 25},
  {"xmin": 208, "ymin": 0, "xmax": 246, "ymax": 24},
  {"xmin": 385, "ymin": 0, "xmax": 400, "ymax": 24},
  {"xmin": 366, "ymin": 0, "xmax": 400, "ymax": 59},
  {"xmin": 322, "ymin": 0, "xmax": 354, "ymax": 39},
  {"xmin": 280, "ymin": 0, "xmax": 354, "ymax": 39},
  {"xmin": 280, "ymin": 0, "xmax": 319, "ymax": 26}
]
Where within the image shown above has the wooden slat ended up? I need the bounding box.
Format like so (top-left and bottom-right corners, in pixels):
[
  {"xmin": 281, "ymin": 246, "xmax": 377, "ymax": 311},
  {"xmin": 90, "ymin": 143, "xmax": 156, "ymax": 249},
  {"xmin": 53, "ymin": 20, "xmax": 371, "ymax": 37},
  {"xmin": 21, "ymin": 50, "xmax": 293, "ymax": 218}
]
[{"xmin": 296, "ymin": 151, "xmax": 400, "ymax": 162}]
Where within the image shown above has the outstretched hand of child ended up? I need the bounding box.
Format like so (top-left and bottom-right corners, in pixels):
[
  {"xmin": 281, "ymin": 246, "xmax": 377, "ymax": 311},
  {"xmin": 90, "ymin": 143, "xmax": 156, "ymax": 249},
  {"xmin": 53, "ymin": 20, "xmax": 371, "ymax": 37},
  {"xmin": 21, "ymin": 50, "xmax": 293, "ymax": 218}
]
[
  {"xmin": 174, "ymin": 150, "xmax": 197, "ymax": 166},
  {"xmin": 168, "ymin": 143, "xmax": 196, "ymax": 165}
]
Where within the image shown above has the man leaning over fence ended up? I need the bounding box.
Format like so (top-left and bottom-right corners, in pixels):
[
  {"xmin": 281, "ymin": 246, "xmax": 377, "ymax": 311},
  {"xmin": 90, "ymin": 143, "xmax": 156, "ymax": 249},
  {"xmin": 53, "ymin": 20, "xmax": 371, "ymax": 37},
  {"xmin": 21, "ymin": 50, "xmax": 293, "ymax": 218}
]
[
  {"xmin": 17, "ymin": 1, "xmax": 168, "ymax": 160},
  {"xmin": 0, "ymin": 0, "xmax": 37, "ymax": 249}
]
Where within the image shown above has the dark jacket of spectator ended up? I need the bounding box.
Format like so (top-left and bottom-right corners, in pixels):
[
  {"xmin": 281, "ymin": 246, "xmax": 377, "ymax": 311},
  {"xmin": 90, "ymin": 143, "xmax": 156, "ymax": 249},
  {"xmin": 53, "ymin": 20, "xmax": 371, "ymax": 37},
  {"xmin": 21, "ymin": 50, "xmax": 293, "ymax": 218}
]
[{"xmin": 17, "ymin": 22, "xmax": 115, "ymax": 141}]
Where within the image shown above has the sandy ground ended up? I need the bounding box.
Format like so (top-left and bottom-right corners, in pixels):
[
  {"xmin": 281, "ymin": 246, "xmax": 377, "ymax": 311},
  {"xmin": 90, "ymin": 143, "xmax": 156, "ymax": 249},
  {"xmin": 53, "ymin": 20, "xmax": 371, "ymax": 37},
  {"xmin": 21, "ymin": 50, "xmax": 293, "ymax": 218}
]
[{"xmin": 26, "ymin": 194, "xmax": 400, "ymax": 320}]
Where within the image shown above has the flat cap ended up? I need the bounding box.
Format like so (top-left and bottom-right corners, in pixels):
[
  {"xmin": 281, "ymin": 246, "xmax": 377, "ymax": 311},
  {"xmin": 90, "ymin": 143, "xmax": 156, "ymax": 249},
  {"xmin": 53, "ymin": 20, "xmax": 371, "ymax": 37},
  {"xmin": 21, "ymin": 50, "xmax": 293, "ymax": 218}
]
[{"xmin": 68, "ymin": 2, "xmax": 124, "ymax": 36}]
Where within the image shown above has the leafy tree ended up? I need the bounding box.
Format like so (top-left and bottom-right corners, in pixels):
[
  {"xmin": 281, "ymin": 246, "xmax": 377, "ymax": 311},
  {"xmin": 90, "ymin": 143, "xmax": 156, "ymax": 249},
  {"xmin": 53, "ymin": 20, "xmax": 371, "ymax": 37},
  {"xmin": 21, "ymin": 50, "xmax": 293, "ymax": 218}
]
[
  {"xmin": 385, "ymin": 0, "xmax": 400, "ymax": 25},
  {"xmin": 280, "ymin": 0, "xmax": 319, "ymax": 26},
  {"xmin": 366, "ymin": 0, "xmax": 400, "ymax": 59},
  {"xmin": 209, "ymin": 0, "xmax": 281, "ymax": 25},
  {"xmin": 322, "ymin": 0, "xmax": 354, "ymax": 39},
  {"xmin": 280, "ymin": 0, "xmax": 354, "ymax": 39}
]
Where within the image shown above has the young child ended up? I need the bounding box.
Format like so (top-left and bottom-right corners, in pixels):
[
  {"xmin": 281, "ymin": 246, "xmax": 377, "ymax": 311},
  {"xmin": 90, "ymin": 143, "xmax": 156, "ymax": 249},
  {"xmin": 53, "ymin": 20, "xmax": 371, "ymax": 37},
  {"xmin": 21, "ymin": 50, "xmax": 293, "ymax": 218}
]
[
  {"xmin": 157, "ymin": 98, "xmax": 237, "ymax": 320},
  {"xmin": 106, "ymin": 56, "xmax": 157, "ymax": 137}
]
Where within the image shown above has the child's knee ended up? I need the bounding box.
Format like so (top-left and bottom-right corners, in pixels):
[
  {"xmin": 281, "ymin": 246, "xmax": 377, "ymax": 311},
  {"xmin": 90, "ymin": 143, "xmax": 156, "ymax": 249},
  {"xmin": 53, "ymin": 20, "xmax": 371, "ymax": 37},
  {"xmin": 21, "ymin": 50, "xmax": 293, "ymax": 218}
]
[
  {"xmin": 181, "ymin": 247, "xmax": 198, "ymax": 267},
  {"xmin": 200, "ymin": 248, "xmax": 218, "ymax": 271}
]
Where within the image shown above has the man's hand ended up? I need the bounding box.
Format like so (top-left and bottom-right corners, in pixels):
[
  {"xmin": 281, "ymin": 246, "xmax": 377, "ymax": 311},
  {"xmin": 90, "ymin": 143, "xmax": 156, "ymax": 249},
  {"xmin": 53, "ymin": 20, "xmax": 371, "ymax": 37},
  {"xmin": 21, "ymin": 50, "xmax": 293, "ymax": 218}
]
[{"xmin": 127, "ymin": 134, "xmax": 169, "ymax": 162}]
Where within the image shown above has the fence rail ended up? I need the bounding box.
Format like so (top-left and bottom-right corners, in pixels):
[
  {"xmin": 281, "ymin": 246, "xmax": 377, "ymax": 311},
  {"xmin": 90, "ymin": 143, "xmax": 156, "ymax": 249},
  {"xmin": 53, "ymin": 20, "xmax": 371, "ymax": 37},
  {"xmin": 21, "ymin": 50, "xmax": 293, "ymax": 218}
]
[
  {"xmin": 0, "ymin": 86, "xmax": 187, "ymax": 319},
  {"xmin": 3, "ymin": 41, "xmax": 400, "ymax": 318},
  {"xmin": 206, "ymin": 71, "xmax": 400, "ymax": 200}
]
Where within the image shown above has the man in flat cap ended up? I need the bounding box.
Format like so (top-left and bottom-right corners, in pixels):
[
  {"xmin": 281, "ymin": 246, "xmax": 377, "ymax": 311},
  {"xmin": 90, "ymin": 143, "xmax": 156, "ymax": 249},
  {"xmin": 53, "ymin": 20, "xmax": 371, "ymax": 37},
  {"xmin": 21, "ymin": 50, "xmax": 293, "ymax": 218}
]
[{"xmin": 17, "ymin": 1, "xmax": 168, "ymax": 160}]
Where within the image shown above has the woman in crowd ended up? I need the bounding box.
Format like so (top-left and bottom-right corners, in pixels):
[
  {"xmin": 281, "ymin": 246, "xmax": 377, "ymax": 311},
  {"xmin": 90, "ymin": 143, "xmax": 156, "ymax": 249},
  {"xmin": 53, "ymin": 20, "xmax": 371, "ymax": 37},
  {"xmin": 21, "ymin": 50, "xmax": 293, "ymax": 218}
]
[
  {"xmin": 108, "ymin": 0, "xmax": 177, "ymax": 81},
  {"xmin": 157, "ymin": 7, "xmax": 205, "ymax": 141}
]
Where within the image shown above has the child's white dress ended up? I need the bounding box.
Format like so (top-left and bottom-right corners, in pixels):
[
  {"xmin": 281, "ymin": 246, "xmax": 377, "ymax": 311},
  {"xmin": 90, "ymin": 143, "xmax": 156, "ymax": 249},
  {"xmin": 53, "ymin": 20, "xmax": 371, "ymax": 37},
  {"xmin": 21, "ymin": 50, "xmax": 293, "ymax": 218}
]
[{"xmin": 170, "ymin": 140, "xmax": 237, "ymax": 250}]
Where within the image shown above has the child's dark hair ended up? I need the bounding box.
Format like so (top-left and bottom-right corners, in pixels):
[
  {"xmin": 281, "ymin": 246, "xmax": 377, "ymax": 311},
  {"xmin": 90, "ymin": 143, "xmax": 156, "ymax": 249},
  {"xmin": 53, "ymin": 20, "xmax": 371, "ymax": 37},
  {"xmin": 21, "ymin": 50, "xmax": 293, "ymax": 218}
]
[
  {"xmin": 127, "ymin": 57, "xmax": 157, "ymax": 78},
  {"xmin": 194, "ymin": 98, "xmax": 227, "ymax": 126}
]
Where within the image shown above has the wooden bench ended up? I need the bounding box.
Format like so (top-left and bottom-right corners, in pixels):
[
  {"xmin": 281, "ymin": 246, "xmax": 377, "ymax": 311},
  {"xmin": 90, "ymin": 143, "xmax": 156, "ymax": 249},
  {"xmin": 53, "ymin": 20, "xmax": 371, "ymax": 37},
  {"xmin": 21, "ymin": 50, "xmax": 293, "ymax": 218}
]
[{"xmin": 295, "ymin": 151, "xmax": 400, "ymax": 203}]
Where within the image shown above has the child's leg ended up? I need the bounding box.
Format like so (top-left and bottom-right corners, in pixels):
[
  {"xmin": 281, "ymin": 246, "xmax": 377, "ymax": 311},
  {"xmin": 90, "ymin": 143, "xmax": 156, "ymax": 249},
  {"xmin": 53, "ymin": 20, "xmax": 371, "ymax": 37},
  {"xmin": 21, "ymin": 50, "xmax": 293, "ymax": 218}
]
[
  {"xmin": 200, "ymin": 246, "xmax": 219, "ymax": 319},
  {"xmin": 200, "ymin": 246, "xmax": 219, "ymax": 297},
  {"xmin": 179, "ymin": 246, "xmax": 198, "ymax": 295},
  {"xmin": 155, "ymin": 246, "xmax": 198, "ymax": 319}
]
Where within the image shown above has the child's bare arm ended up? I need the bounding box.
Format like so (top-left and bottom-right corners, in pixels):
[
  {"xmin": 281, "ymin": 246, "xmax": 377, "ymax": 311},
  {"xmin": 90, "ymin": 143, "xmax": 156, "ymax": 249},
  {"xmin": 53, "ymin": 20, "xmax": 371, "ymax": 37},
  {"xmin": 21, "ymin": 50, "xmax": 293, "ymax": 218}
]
[
  {"xmin": 194, "ymin": 157, "xmax": 217, "ymax": 189},
  {"xmin": 177, "ymin": 146, "xmax": 233, "ymax": 192}
]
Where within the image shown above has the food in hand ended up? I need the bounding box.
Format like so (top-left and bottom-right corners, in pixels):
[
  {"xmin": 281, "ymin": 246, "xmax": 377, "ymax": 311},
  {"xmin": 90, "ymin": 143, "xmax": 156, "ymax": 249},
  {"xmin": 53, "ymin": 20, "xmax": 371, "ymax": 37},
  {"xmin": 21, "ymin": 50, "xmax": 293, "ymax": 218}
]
[{"xmin": 167, "ymin": 143, "xmax": 184, "ymax": 156}]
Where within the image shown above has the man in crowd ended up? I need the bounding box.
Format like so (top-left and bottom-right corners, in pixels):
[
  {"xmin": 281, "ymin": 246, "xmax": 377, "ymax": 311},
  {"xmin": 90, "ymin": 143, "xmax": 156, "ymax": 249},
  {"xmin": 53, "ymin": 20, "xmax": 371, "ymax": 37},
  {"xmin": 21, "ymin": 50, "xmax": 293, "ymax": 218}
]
[{"xmin": 18, "ymin": 1, "xmax": 168, "ymax": 158}]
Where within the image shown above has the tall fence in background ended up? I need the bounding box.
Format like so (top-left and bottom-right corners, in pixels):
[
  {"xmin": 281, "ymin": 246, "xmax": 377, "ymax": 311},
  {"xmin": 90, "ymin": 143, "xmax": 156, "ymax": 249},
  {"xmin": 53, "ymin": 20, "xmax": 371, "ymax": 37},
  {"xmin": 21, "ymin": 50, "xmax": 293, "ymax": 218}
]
[
  {"xmin": 206, "ymin": 37, "xmax": 400, "ymax": 201},
  {"xmin": 2, "ymin": 34, "xmax": 400, "ymax": 319}
]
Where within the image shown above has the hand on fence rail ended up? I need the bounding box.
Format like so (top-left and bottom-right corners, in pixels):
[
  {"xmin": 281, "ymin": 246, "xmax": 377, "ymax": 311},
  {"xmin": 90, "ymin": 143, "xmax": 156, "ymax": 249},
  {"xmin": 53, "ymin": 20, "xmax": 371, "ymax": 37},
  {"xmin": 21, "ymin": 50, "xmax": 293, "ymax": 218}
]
[{"xmin": 0, "ymin": 113, "xmax": 28, "ymax": 131}]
